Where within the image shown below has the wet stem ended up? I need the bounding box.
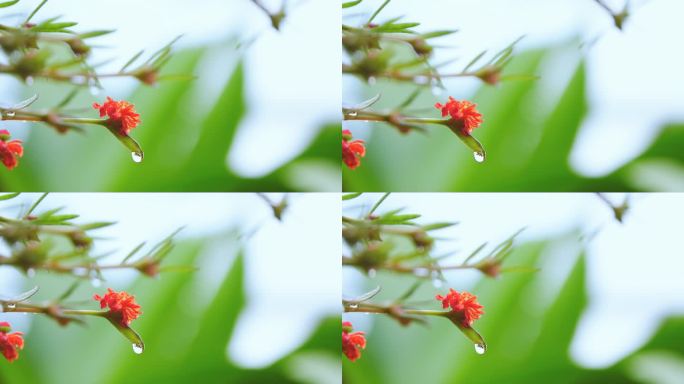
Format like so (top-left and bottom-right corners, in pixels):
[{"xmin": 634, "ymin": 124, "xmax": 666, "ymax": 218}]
[
  {"xmin": 1, "ymin": 302, "xmax": 106, "ymax": 318},
  {"xmin": 0, "ymin": 257, "xmax": 147, "ymax": 275},
  {"xmin": 343, "ymin": 110, "xmax": 448, "ymax": 126},
  {"xmin": 1, "ymin": 113, "xmax": 106, "ymax": 126},
  {"xmin": 342, "ymin": 257, "xmax": 475, "ymax": 273},
  {"xmin": 343, "ymin": 302, "xmax": 447, "ymax": 318}
]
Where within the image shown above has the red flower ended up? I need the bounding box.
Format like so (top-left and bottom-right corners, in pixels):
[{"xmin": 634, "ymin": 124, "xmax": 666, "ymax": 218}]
[
  {"xmin": 0, "ymin": 130, "xmax": 23, "ymax": 170},
  {"xmin": 436, "ymin": 288, "xmax": 484, "ymax": 327},
  {"xmin": 342, "ymin": 129, "xmax": 366, "ymax": 170},
  {"xmin": 434, "ymin": 97, "xmax": 483, "ymax": 135},
  {"xmin": 94, "ymin": 288, "xmax": 142, "ymax": 327},
  {"xmin": 93, "ymin": 97, "xmax": 141, "ymax": 135},
  {"xmin": 342, "ymin": 321, "xmax": 366, "ymax": 362},
  {"xmin": 0, "ymin": 322, "xmax": 24, "ymax": 363}
]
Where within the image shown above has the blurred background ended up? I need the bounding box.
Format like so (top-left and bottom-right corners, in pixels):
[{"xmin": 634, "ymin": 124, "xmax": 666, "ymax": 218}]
[
  {"xmin": 343, "ymin": 0, "xmax": 684, "ymax": 191},
  {"xmin": 343, "ymin": 193, "xmax": 684, "ymax": 383},
  {"xmin": 0, "ymin": 0, "xmax": 340, "ymax": 191},
  {"xmin": 0, "ymin": 193, "xmax": 340, "ymax": 383}
]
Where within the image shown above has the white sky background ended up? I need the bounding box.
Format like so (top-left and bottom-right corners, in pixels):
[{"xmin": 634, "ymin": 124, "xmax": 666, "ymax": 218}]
[
  {"xmin": 344, "ymin": 0, "xmax": 684, "ymax": 177},
  {"xmin": 0, "ymin": 193, "xmax": 341, "ymax": 368},
  {"xmin": 0, "ymin": 0, "xmax": 340, "ymax": 177},
  {"xmin": 343, "ymin": 193, "xmax": 684, "ymax": 369}
]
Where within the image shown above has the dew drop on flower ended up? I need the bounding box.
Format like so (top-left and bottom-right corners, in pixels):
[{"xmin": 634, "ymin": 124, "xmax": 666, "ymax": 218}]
[
  {"xmin": 367, "ymin": 268, "xmax": 377, "ymax": 278},
  {"xmin": 131, "ymin": 152, "xmax": 143, "ymax": 163},
  {"xmin": 474, "ymin": 343, "xmax": 486, "ymax": 355},
  {"xmin": 473, "ymin": 151, "xmax": 485, "ymax": 163},
  {"xmin": 132, "ymin": 343, "xmax": 144, "ymax": 354}
]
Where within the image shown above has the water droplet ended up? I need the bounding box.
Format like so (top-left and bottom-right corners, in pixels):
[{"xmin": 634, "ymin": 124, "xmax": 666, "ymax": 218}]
[
  {"xmin": 88, "ymin": 79, "xmax": 101, "ymax": 96},
  {"xmin": 431, "ymin": 85, "xmax": 443, "ymax": 96},
  {"xmin": 5, "ymin": 111, "xmax": 15, "ymax": 118},
  {"xmin": 431, "ymin": 80, "xmax": 444, "ymax": 96},
  {"xmin": 474, "ymin": 343, "xmax": 486, "ymax": 355},
  {"xmin": 347, "ymin": 110, "xmax": 358, "ymax": 117},
  {"xmin": 25, "ymin": 76, "xmax": 34, "ymax": 86},
  {"xmin": 413, "ymin": 75, "xmax": 429, "ymax": 85},
  {"xmin": 367, "ymin": 268, "xmax": 377, "ymax": 278},
  {"xmin": 413, "ymin": 268, "xmax": 429, "ymax": 277},
  {"xmin": 131, "ymin": 152, "xmax": 143, "ymax": 163},
  {"xmin": 132, "ymin": 343, "xmax": 144, "ymax": 354},
  {"xmin": 473, "ymin": 151, "xmax": 485, "ymax": 163},
  {"xmin": 432, "ymin": 278, "xmax": 443, "ymax": 288},
  {"xmin": 90, "ymin": 277, "xmax": 101, "ymax": 287},
  {"xmin": 349, "ymin": 303, "xmax": 359, "ymax": 309},
  {"xmin": 70, "ymin": 75, "xmax": 87, "ymax": 85},
  {"xmin": 367, "ymin": 76, "xmax": 377, "ymax": 86},
  {"xmin": 27, "ymin": 268, "xmax": 36, "ymax": 278},
  {"xmin": 7, "ymin": 303, "xmax": 16, "ymax": 309}
]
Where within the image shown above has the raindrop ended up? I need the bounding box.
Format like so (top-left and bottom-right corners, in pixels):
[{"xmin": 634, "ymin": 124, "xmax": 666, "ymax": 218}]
[
  {"xmin": 25, "ymin": 76, "xmax": 34, "ymax": 86},
  {"xmin": 367, "ymin": 268, "xmax": 377, "ymax": 278},
  {"xmin": 413, "ymin": 75, "xmax": 429, "ymax": 85},
  {"xmin": 88, "ymin": 79, "xmax": 101, "ymax": 96},
  {"xmin": 26, "ymin": 268, "xmax": 36, "ymax": 278},
  {"xmin": 367, "ymin": 76, "xmax": 377, "ymax": 86},
  {"xmin": 473, "ymin": 151, "xmax": 485, "ymax": 163},
  {"xmin": 413, "ymin": 268, "xmax": 429, "ymax": 277},
  {"xmin": 431, "ymin": 80, "xmax": 444, "ymax": 96},
  {"xmin": 474, "ymin": 343, "xmax": 486, "ymax": 355},
  {"xmin": 7, "ymin": 303, "xmax": 16, "ymax": 309},
  {"xmin": 131, "ymin": 152, "xmax": 143, "ymax": 163},
  {"xmin": 132, "ymin": 343, "xmax": 144, "ymax": 354},
  {"xmin": 70, "ymin": 75, "xmax": 87, "ymax": 85}
]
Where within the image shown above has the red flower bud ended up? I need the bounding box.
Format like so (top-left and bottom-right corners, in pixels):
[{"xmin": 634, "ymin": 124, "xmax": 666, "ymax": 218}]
[
  {"xmin": 436, "ymin": 288, "xmax": 484, "ymax": 327},
  {"xmin": 0, "ymin": 322, "xmax": 24, "ymax": 363},
  {"xmin": 0, "ymin": 130, "xmax": 24, "ymax": 170},
  {"xmin": 342, "ymin": 129, "xmax": 366, "ymax": 170},
  {"xmin": 94, "ymin": 288, "xmax": 142, "ymax": 327},
  {"xmin": 435, "ymin": 97, "xmax": 483, "ymax": 135},
  {"xmin": 342, "ymin": 321, "xmax": 366, "ymax": 362},
  {"xmin": 93, "ymin": 97, "xmax": 141, "ymax": 135}
]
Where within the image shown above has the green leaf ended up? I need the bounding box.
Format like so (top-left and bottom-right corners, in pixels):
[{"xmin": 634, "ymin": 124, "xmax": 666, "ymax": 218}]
[
  {"xmin": 79, "ymin": 29, "xmax": 115, "ymax": 39},
  {"xmin": 343, "ymin": 192, "xmax": 363, "ymax": 200},
  {"xmin": 343, "ymin": 0, "xmax": 363, "ymax": 8},
  {"xmin": 105, "ymin": 317, "xmax": 145, "ymax": 355},
  {"xmin": 367, "ymin": 0, "xmax": 391, "ymax": 25},
  {"xmin": 0, "ymin": 0, "xmax": 20, "ymax": 8},
  {"xmin": 0, "ymin": 192, "xmax": 20, "ymax": 200},
  {"xmin": 421, "ymin": 30, "xmax": 458, "ymax": 39}
]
